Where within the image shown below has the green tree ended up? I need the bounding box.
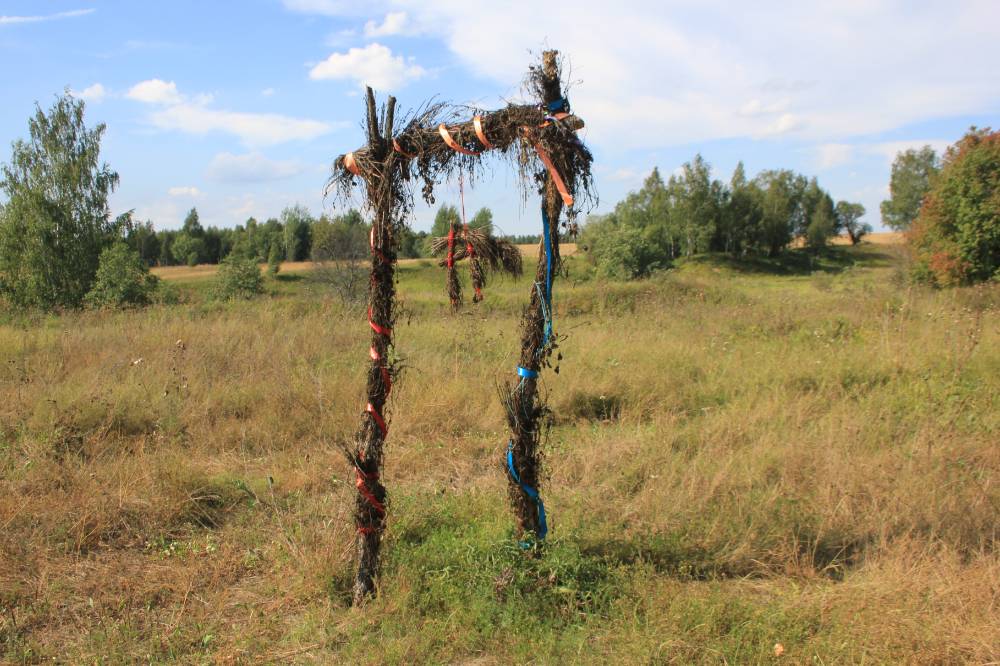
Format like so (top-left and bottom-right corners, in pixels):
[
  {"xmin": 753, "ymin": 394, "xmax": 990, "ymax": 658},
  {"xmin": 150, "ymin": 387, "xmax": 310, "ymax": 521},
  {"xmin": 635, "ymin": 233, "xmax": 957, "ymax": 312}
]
[
  {"xmin": 0, "ymin": 92, "xmax": 129, "ymax": 309},
  {"xmin": 398, "ymin": 227, "xmax": 427, "ymax": 258},
  {"xmin": 428, "ymin": 205, "xmax": 461, "ymax": 255},
  {"xmin": 282, "ymin": 204, "xmax": 314, "ymax": 261},
  {"xmin": 127, "ymin": 220, "xmax": 161, "ymax": 266},
  {"xmin": 805, "ymin": 193, "xmax": 836, "ymax": 250},
  {"xmin": 881, "ymin": 146, "xmax": 940, "ymax": 231},
  {"xmin": 722, "ymin": 162, "xmax": 763, "ymax": 255},
  {"xmin": 910, "ymin": 128, "xmax": 1000, "ymax": 285},
  {"xmin": 182, "ymin": 208, "xmax": 204, "ymax": 237},
  {"xmin": 157, "ymin": 231, "xmax": 175, "ymax": 266},
  {"xmin": 85, "ymin": 242, "xmax": 159, "ymax": 308},
  {"xmin": 469, "ymin": 207, "xmax": 494, "ymax": 234},
  {"xmin": 835, "ymin": 201, "xmax": 870, "ymax": 245},
  {"xmin": 668, "ymin": 155, "xmax": 721, "ymax": 257},
  {"xmin": 171, "ymin": 233, "xmax": 204, "ymax": 267},
  {"xmin": 430, "ymin": 205, "xmax": 461, "ymax": 237},
  {"xmin": 755, "ymin": 169, "xmax": 805, "ymax": 256}
]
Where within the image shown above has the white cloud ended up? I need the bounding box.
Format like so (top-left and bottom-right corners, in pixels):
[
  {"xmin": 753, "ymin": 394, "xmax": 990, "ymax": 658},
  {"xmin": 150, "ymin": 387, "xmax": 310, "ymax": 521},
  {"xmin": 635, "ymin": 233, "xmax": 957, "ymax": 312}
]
[
  {"xmin": 127, "ymin": 79, "xmax": 183, "ymax": 105},
  {"xmin": 0, "ymin": 8, "xmax": 94, "ymax": 25},
  {"xmin": 309, "ymin": 43, "xmax": 426, "ymax": 90},
  {"xmin": 151, "ymin": 106, "xmax": 331, "ymax": 145},
  {"xmin": 364, "ymin": 11, "xmax": 409, "ymax": 37},
  {"xmin": 610, "ymin": 168, "xmax": 638, "ymax": 181},
  {"xmin": 168, "ymin": 186, "xmax": 202, "ymax": 197},
  {"xmin": 74, "ymin": 83, "xmax": 107, "ymax": 103},
  {"xmin": 739, "ymin": 98, "xmax": 789, "ymax": 117},
  {"xmin": 206, "ymin": 152, "xmax": 306, "ymax": 183},
  {"xmin": 282, "ymin": 0, "xmax": 368, "ymax": 16},
  {"xmin": 127, "ymin": 79, "xmax": 334, "ymax": 145},
  {"xmin": 360, "ymin": 1, "xmax": 1000, "ymax": 149},
  {"xmin": 758, "ymin": 113, "xmax": 805, "ymax": 138},
  {"xmin": 261, "ymin": 87, "xmax": 276, "ymax": 97},
  {"xmin": 815, "ymin": 143, "xmax": 854, "ymax": 169}
]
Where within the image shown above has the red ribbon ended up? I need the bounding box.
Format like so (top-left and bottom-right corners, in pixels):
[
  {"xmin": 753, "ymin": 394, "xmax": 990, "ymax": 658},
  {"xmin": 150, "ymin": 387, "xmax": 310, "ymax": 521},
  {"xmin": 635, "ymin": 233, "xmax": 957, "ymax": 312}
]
[
  {"xmin": 368, "ymin": 308, "xmax": 392, "ymax": 337},
  {"xmin": 370, "ymin": 345, "xmax": 392, "ymax": 394},
  {"xmin": 355, "ymin": 468, "xmax": 385, "ymax": 515},
  {"xmin": 366, "ymin": 402, "xmax": 388, "ymax": 438}
]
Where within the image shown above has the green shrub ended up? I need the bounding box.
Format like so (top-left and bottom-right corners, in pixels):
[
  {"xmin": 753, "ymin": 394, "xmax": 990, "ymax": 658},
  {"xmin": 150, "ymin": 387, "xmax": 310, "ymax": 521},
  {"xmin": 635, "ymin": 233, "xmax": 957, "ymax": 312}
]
[
  {"xmin": 214, "ymin": 255, "xmax": 264, "ymax": 300},
  {"xmin": 84, "ymin": 242, "xmax": 159, "ymax": 308},
  {"xmin": 154, "ymin": 280, "xmax": 183, "ymax": 305},
  {"xmin": 581, "ymin": 219, "xmax": 665, "ymax": 279},
  {"xmin": 267, "ymin": 243, "xmax": 282, "ymax": 276}
]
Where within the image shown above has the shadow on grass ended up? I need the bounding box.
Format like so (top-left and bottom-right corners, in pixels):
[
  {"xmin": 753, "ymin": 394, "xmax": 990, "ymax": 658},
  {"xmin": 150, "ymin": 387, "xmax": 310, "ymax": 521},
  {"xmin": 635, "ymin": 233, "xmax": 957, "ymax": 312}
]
[{"xmin": 679, "ymin": 246, "xmax": 898, "ymax": 277}]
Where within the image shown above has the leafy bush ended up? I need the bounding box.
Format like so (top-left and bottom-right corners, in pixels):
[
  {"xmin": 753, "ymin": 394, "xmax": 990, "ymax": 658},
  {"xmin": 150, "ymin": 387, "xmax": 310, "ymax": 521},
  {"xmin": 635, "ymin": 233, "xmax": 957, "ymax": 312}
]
[
  {"xmin": 267, "ymin": 242, "xmax": 282, "ymax": 276},
  {"xmin": 580, "ymin": 216, "xmax": 665, "ymax": 279},
  {"xmin": 154, "ymin": 280, "xmax": 183, "ymax": 305},
  {"xmin": 909, "ymin": 127, "xmax": 1000, "ymax": 285},
  {"xmin": 84, "ymin": 242, "xmax": 159, "ymax": 308},
  {"xmin": 214, "ymin": 255, "xmax": 264, "ymax": 300}
]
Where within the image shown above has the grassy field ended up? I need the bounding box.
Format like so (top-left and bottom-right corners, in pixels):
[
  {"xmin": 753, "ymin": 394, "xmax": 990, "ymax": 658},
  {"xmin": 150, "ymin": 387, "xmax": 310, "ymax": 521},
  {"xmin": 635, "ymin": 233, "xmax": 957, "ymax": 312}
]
[{"xmin": 1, "ymin": 240, "xmax": 998, "ymax": 663}]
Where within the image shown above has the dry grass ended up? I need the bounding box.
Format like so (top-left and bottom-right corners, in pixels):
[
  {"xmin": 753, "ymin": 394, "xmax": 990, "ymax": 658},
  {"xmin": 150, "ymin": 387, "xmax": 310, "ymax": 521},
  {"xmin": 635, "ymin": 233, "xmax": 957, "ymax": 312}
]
[
  {"xmin": 1, "ymin": 245, "xmax": 997, "ymax": 662},
  {"xmin": 516, "ymin": 242, "xmax": 577, "ymax": 256},
  {"xmin": 152, "ymin": 261, "xmax": 315, "ymax": 281}
]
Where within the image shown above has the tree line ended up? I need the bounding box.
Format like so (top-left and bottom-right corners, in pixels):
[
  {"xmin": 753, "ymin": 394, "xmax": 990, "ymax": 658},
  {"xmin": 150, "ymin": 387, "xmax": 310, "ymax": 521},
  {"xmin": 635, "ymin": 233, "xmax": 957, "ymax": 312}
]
[
  {"xmin": 129, "ymin": 205, "xmax": 434, "ymax": 269},
  {"xmin": 581, "ymin": 156, "xmax": 869, "ymax": 279}
]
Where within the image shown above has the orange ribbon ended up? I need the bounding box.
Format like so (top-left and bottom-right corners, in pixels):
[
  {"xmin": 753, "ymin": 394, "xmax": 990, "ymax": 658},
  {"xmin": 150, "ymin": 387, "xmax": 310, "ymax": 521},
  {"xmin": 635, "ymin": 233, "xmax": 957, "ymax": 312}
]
[
  {"xmin": 473, "ymin": 115, "xmax": 493, "ymax": 150},
  {"xmin": 439, "ymin": 123, "xmax": 480, "ymax": 156},
  {"xmin": 538, "ymin": 111, "xmax": 571, "ymax": 128},
  {"xmin": 344, "ymin": 152, "xmax": 361, "ymax": 176},
  {"xmin": 392, "ymin": 138, "xmax": 416, "ymax": 159},
  {"xmin": 526, "ymin": 135, "xmax": 574, "ymax": 207}
]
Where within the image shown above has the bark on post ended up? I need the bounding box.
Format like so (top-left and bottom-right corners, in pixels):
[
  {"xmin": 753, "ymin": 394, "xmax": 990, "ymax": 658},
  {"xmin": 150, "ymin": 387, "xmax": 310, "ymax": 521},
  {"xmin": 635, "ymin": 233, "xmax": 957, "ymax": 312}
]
[
  {"xmin": 504, "ymin": 50, "xmax": 566, "ymax": 542},
  {"xmin": 351, "ymin": 87, "xmax": 400, "ymax": 604}
]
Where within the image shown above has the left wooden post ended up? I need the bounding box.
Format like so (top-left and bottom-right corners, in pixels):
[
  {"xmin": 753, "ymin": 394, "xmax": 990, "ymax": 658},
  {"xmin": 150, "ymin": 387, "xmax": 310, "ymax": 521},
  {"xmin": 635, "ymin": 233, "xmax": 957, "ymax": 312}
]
[{"xmin": 351, "ymin": 87, "xmax": 398, "ymax": 604}]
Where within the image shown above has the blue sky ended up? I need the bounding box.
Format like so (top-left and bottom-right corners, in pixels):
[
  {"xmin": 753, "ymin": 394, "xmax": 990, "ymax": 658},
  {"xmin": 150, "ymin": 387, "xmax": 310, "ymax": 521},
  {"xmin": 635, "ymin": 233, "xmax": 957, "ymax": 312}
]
[{"xmin": 2, "ymin": 1, "xmax": 998, "ymax": 234}]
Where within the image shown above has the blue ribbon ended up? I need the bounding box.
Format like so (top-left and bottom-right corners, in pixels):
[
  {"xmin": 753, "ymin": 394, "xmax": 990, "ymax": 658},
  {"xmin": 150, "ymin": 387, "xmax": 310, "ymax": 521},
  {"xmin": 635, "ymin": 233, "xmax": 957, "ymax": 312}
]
[
  {"xmin": 517, "ymin": 366, "xmax": 539, "ymax": 379},
  {"xmin": 506, "ymin": 440, "xmax": 547, "ymax": 544},
  {"xmin": 540, "ymin": 207, "xmax": 554, "ymax": 347},
  {"xmin": 545, "ymin": 97, "xmax": 568, "ymax": 113}
]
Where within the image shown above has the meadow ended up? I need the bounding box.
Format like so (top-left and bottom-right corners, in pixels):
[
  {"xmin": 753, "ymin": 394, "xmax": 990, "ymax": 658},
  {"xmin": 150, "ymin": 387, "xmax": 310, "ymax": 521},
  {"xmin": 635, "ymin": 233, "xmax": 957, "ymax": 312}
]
[{"xmin": 1, "ymin": 241, "xmax": 997, "ymax": 663}]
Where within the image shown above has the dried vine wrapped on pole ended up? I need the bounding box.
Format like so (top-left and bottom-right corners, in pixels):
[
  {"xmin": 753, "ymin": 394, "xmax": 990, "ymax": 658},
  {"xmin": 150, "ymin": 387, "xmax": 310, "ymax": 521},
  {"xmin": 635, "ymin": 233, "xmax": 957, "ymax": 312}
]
[
  {"xmin": 498, "ymin": 51, "xmax": 590, "ymax": 545},
  {"xmin": 327, "ymin": 50, "xmax": 594, "ymax": 601},
  {"xmin": 339, "ymin": 88, "xmax": 405, "ymax": 604}
]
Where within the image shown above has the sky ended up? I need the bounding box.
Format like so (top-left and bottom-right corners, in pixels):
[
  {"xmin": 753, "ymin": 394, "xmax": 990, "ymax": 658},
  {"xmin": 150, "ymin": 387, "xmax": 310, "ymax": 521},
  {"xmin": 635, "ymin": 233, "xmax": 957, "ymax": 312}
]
[{"xmin": 1, "ymin": 1, "xmax": 998, "ymax": 234}]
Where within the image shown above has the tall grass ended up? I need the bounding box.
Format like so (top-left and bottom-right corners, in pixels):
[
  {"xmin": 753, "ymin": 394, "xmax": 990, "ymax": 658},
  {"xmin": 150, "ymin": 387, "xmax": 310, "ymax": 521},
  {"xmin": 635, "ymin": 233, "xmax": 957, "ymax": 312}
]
[{"xmin": 1, "ymin": 244, "xmax": 997, "ymax": 662}]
